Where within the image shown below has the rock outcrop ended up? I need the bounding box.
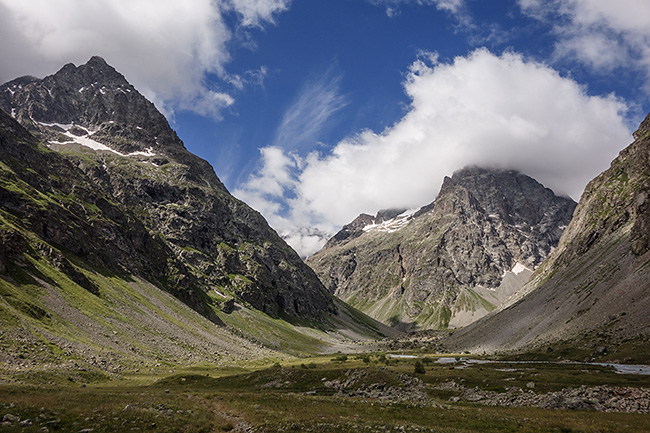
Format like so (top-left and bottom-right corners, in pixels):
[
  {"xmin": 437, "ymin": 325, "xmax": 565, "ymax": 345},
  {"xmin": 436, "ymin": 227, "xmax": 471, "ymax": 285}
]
[{"xmin": 307, "ymin": 167, "xmax": 576, "ymax": 329}]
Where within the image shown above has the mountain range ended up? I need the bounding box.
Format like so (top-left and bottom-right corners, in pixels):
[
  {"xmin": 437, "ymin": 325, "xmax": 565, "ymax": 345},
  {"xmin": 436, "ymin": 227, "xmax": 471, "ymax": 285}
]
[
  {"xmin": 0, "ymin": 57, "xmax": 390, "ymax": 370},
  {"xmin": 1, "ymin": 56, "xmax": 649, "ymax": 371},
  {"xmin": 307, "ymin": 166, "xmax": 576, "ymax": 330}
]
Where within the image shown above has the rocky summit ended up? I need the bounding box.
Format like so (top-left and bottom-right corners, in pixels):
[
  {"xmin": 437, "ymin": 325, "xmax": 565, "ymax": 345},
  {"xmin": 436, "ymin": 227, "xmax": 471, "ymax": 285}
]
[
  {"xmin": 307, "ymin": 167, "xmax": 576, "ymax": 330},
  {"xmin": 0, "ymin": 56, "xmax": 337, "ymax": 324},
  {"xmin": 446, "ymin": 113, "xmax": 650, "ymax": 360}
]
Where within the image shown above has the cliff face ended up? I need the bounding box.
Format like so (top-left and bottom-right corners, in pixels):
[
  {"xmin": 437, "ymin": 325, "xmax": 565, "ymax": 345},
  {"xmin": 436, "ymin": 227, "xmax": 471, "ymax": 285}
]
[
  {"xmin": 0, "ymin": 56, "xmax": 335, "ymax": 321},
  {"xmin": 307, "ymin": 167, "xmax": 576, "ymax": 330},
  {"xmin": 446, "ymin": 114, "xmax": 650, "ymax": 361}
]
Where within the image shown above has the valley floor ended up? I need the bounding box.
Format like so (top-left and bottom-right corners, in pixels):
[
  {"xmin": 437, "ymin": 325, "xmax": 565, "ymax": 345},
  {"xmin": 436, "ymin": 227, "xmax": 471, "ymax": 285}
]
[{"xmin": 1, "ymin": 352, "xmax": 649, "ymax": 432}]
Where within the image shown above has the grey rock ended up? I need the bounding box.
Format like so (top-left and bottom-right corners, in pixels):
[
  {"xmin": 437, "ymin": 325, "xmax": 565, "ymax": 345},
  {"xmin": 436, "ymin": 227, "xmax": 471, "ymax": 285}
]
[
  {"xmin": 0, "ymin": 57, "xmax": 336, "ymax": 321},
  {"xmin": 2, "ymin": 413, "xmax": 19, "ymax": 423},
  {"xmin": 308, "ymin": 166, "xmax": 576, "ymax": 329},
  {"xmin": 447, "ymin": 383, "xmax": 650, "ymax": 414}
]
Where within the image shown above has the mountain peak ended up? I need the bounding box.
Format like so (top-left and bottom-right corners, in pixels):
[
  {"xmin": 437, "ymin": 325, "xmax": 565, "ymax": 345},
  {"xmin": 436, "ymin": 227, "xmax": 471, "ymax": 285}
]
[
  {"xmin": 0, "ymin": 56, "xmax": 182, "ymax": 156},
  {"xmin": 308, "ymin": 166, "xmax": 577, "ymax": 329},
  {"xmin": 78, "ymin": 56, "xmax": 126, "ymax": 83},
  {"xmin": 54, "ymin": 56, "xmax": 127, "ymax": 88},
  {"xmin": 448, "ymin": 113, "xmax": 650, "ymax": 356},
  {"xmin": 87, "ymin": 55, "xmax": 109, "ymax": 66},
  {"xmin": 0, "ymin": 58, "xmax": 344, "ymax": 326}
]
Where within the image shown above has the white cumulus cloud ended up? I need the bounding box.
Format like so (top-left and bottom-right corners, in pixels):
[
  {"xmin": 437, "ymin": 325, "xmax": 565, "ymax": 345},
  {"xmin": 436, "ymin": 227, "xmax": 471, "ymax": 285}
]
[
  {"xmin": 0, "ymin": 0, "xmax": 289, "ymax": 118},
  {"xmin": 237, "ymin": 49, "xmax": 632, "ymax": 258},
  {"xmin": 519, "ymin": 0, "xmax": 650, "ymax": 89}
]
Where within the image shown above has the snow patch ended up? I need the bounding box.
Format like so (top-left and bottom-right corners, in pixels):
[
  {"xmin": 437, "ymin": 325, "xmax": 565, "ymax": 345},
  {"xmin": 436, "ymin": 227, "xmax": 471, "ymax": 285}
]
[
  {"xmin": 363, "ymin": 217, "xmax": 408, "ymax": 233},
  {"xmin": 72, "ymin": 125, "xmax": 92, "ymax": 135},
  {"xmin": 40, "ymin": 121, "xmax": 156, "ymax": 158},
  {"xmin": 512, "ymin": 262, "xmax": 529, "ymax": 275},
  {"xmin": 363, "ymin": 209, "xmax": 418, "ymax": 233},
  {"xmin": 500, "ymin": 262, "xmax": 532, "ymax": 278},
  {"xmin": 128, "ymin": 147, "xmax": 156, "ymax": 157},
  {"xmin": 38, "ymin": 121, "xmax": 75, "ymax": 131},
  {"xmin": 397, "ymin": 208, "xmax": 419, "ymax": 218},
  {"xmin": 56, "ymin": 134, "xmax": 118, "ymax": 154}
]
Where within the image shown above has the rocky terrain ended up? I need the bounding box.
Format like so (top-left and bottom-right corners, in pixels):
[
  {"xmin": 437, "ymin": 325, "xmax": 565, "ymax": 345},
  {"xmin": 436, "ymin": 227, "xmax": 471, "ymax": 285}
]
[
  {"xmin": 322, "ymin": 368, "xmax": 432, "ymax": 404},
  {"xmin": 307, "ymin": 167, "xmax": 576, "ymax": 330},
  {"xmin": 446, "ymin": 113, "xmax": 650, "ymax": 358},
  {"xmin": 0, "ymin": 58, "xmax": 391, "ymax": 372},
  {"xmin": 442, "ymin": 381, "xmax": 650, "ymax": 413},
  {"xmin": 0, "ymin": 56, "xmax": 336, "ymax": 320}
]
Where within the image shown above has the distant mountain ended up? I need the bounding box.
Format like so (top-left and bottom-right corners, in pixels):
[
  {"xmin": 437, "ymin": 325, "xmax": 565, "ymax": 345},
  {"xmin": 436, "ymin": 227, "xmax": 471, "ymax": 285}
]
[
  {"xmin": 445, "ymin": 114, "xmax": 650, "ymax": 363},
  {"xmin": 0, "ymin": 57, "xmax": 391, "ymax": 368},
  {"xmin": 307, "ymin": 167, "xmax": 576, "ymax": 330}
]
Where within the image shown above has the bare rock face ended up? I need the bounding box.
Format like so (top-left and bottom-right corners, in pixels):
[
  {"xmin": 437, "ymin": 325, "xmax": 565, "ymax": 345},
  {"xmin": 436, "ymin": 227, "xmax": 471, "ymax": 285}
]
[
  {"xmin": 447, "ymin": 114, "xmax": 650, "ymax": 359},
  {"xmin": 0, "ymin": 57, "xmax": 335, "ymax": 320},
  {"xmin": 307, "ymin": 167, "xmax": 576, "ymax": 330}
]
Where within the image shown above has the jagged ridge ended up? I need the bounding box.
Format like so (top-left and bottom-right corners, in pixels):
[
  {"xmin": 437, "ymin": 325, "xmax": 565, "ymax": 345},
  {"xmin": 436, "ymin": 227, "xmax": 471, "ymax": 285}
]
[{"xmin": 307, "ymin": 167, "xmax": 576, "ymax": 330}]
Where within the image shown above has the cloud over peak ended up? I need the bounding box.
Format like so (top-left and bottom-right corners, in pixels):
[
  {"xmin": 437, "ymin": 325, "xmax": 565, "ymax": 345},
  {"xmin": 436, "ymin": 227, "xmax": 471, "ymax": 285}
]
[{"xmin": 237, "ymin": 48, "xmax": 631, "ymax": 257}]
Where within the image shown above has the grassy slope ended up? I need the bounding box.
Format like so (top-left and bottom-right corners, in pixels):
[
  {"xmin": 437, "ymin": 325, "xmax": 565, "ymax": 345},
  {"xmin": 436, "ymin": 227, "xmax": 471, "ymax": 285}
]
[
  {"xmin": 0, "ymin": 247, "xmax": 395, "ymax": 374},
  {"xmin": 0, "ymin": 113, "xmax": 394, "ymax": 373}
]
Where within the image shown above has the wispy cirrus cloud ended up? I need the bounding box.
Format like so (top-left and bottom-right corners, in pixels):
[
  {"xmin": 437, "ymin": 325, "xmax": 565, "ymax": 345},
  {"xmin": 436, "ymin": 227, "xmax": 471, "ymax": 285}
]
[
  {"xmin": 370, "ymin": 0, "xmax": 464, "ymax": 16},
  {"xmin": 370, "ymin": 0, "xmax": 473, "ymax": 31},
  {"xmin": 370, "ymin": 0, "xmax": 509, "ymax": 46},
  {"xmin": 234, "ymin": 65, "xmax": 348, "ymax": 255},
  {"xmin": 272, "ymin": 65, "xmax": 348, "ymax": 152}
]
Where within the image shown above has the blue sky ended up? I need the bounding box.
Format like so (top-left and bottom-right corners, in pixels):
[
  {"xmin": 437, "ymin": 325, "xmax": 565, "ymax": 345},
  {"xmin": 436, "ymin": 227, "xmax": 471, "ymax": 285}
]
[{"xmin": 1, "ymin": 0, "xmax": 649, "ymax": 256}]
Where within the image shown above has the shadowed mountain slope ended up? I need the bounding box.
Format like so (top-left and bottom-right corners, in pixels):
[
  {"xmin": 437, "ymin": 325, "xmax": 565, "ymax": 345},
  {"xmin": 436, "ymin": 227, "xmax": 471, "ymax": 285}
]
[
  {"xmin": 0, "ymin": 56, "xmax": 335, "ymax": 320},
  {"xmin": 0, "ymin": 58, "xmax": 393, "ymax": 370}
]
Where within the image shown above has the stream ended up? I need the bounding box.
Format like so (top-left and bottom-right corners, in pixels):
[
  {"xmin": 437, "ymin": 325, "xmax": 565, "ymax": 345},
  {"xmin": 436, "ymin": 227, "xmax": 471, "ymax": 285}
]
[{"xmin": 436, "ymin": 357, "xmax": 650, "ymax": 375}]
